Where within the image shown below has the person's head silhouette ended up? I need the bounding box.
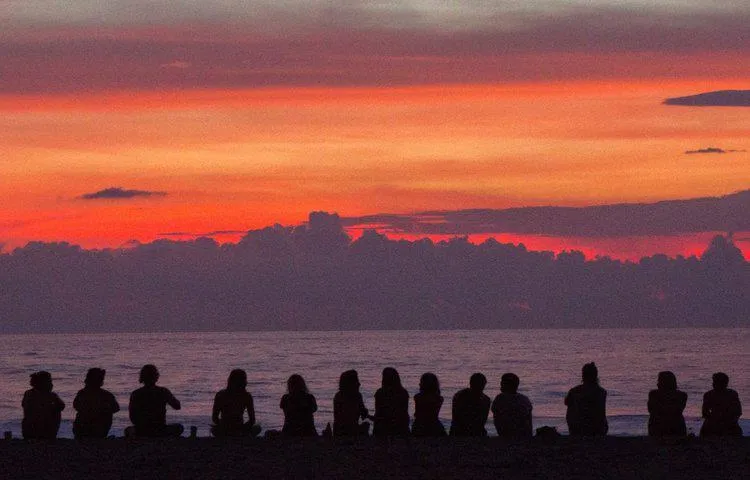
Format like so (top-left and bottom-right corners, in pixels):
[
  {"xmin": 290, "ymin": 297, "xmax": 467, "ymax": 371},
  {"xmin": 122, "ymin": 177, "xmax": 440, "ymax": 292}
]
[
  {"xmin": 712, "ymin": 372, "xmax": 729, "ymax": 390},
  {"xmin": 287, "ymin": 374, "xmax": 308, "ymax": 395},
  {"xmin": 419, "ymin": 373, "xmax": 440, "ymax": 395},
  {"xmin": 582, "ymin": 362, "xmax": 599, "ymax": 385},
  {"xmin": 139, "ymin": 364, "xmax": 159, "ymax": 386},
  {"xmin": 657, "ymin": 371, "xmax": 677, "ymax": 391},
  {"xmin": 227, "ymin": 369, "xmax": 248, "ymax": 392},
  {"xmin": 500, "ymin": 373, "xmax": 520, "ymax": 394},
  {"xmin": 382, "ymin": 367, "xmax": 402, "ymax": 389},
  {"xmin": 339, "ymin": 370, "xmax": 361, "ymax": 394},
  {"xmin": 30, "ymin": 371, "xmax": 53, "ymax": 392},
  {"xmin": 469, "ymin": 373, "xmax": 487, "ymax": 392},
  {"xmin": 85, "ymin": 368, "xmax": 106, "ymax": 388}
]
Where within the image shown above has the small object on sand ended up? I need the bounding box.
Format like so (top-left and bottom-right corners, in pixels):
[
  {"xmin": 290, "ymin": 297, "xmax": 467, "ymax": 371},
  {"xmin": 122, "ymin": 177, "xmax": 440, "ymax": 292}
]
[
  {"xmin": 190, "ymin": 426, "xmax": 197, "ymax": 438},
  {"xmin": 4, "ymin": 431, "xmax": 11, "ymax": 440}
]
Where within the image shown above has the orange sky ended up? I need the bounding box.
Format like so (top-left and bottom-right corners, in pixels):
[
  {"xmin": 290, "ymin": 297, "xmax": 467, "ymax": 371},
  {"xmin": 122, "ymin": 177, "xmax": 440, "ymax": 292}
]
[{"xmin": 1, "ymin": 79, "xmax": 749, "ymax": 256}]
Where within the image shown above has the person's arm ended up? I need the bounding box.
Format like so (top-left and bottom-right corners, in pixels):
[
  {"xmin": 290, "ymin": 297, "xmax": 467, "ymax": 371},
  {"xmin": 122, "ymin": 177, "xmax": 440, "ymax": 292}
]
[
  {"xmin": 165, "ymin": 388, "xmax": 181, "ymax": 410},
  {"xmin": 480, "ymin": 396, "xmax": 490, "ymax": 426},
  {"xmin": 451, "ymin": 393, "xmax": 460, "ymax": 424},
  {"xmin": 701, "ymin": 392, "xmax": 711, "ymax": 418},
  {"xmin": 731, "ymin": 391, "xmax": 742, "ymax": 419},
  {"xmin": 129, "ymin": 392, "xmax": 138, "ymax": 424},
  {"xmin": 310, "ymin": 395, "xmax": 318, "ymax": 413},
  {"xmin": 53, "ymin": 393, "xmax": 65, "ymax": 412},
  {"xmin": 246, "ymin": 394, "xmax": 256, "ymax": 426},
  {"xmin": 647, "ymin": 391, "xmax": 655, "ymax": 414},
  {"xmin": 358, "ymin": 394, "xmax": 369, "ymax": 419},
  {"xmin": 212, "ymin": 392, "xmax": 222, "ymax": 425},
  {"xmin": 110, "ymin": 393, "xmax": 121, "ymax": 414},
  {"xmin": 73, "ymin": 392, "xmax": 81, "ymax": 412}
]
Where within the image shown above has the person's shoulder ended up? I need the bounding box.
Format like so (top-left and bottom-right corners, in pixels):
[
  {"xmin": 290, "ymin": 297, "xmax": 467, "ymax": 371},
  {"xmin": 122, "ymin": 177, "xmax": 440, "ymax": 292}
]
[{"xmin": 453, "ymin": 388, "xmax": 469, "ymax": 400}]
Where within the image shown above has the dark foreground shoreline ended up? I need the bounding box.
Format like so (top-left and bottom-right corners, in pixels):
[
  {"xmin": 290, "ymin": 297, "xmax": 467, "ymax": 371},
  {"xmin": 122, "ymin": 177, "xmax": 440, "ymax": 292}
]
[{"xmin": 2, "ymin": 437, "xmax": 749, "ymax": 479}]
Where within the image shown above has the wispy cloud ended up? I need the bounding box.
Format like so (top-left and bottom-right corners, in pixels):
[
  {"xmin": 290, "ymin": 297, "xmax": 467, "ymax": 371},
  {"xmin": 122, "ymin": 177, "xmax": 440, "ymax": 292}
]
[{"xmin": 79, "ymin": 187, "xmax": 167, "ymax": 200}]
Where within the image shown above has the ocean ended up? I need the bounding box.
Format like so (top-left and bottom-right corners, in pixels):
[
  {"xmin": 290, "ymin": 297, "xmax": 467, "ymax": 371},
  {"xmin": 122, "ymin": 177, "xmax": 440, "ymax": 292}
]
[{"xmin": 0, "ymin": 329, "xmax": 747, "ymax": 438}]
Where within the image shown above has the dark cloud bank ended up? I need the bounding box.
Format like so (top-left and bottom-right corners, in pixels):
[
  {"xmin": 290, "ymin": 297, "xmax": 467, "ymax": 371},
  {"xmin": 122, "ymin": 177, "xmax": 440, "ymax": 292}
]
[
  {"xmin": 0, "ymin": 212, "xmax": 747, "ymax": 333},
  {"xmin": 80, "ymin": 187, "xmax": 167, "ymax": 200},
  {"xmin": 664, "ymin": 90, "xmax": 750, "ymax": 107},
  {"xmin": 344, "ymin": 190, "xmax": 750, "ymax": 237}
]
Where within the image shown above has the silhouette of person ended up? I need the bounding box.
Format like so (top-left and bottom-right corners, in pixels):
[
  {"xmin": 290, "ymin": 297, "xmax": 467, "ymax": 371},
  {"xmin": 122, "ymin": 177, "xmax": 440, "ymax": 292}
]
[
  {"xmin": 73, "ymin": 368, "xmax": 120, "ymax": 439},
  {"xmin": 280, "ymin": 374, "xmax": 318, "ymax": 436},
  {"xmin": 22, "ymin": 371, "xmax": 65, "ymax": 439},
  {"xmin": 127, "ymin": 364, "xmax": 183, "ymax": 437},
  {"xmin": 411, "ymin": 372, "xmax": 446, "ymax": 436},
  {"xmin": 373, "ymin": 367, "xmax": 410, "ymax": 436},
  {"xmin": 333, "ymin": 370, "xmax": 370, "ymax": 436},
  {"xmin": 211, "ymin": 369, "xmax": 261, "ymax": 437},
  {"xmin": 491, "ymin": 372, "xmax": 533, "ymax": 438},
  {"xmin": 565, "ymin": 362, "xmax": 608, "ymax": 436},
  {"xmin": 450, "ymin": 373, "xmax": 491, "ymax": 436},
  {"xmin": 647, "ymin": 371, "xmax": 687, "ymax": 437},
  {"xmin": 700, "ymin": 372, "xmax": 743, "ymax": 437}
]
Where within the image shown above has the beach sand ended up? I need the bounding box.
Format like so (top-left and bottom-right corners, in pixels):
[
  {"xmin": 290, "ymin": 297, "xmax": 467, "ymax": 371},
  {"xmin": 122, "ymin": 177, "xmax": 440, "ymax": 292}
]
[{"xmin": 1, "ymin": 436, "xmax": 748, "ymax": 479}]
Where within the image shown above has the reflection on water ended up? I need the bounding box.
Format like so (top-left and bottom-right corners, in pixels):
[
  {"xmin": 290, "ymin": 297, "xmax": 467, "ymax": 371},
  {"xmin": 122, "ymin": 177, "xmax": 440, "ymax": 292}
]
[{"xmin": 0, "ymin": 329, "xmax": 747, "ymax": 438}]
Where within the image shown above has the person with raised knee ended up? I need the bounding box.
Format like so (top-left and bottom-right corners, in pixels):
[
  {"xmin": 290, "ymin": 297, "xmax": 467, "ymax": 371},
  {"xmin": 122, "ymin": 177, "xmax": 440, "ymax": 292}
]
[{"xmin": 128, "ymin": 364, "xmax": 183, "ymax": 437}]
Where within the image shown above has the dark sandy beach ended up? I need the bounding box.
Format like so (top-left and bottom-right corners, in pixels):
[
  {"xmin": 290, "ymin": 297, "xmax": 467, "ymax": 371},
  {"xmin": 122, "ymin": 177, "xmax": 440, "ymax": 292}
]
[{"xmin": 1, "ymin": 437, "xmax": 748, "ymax": 479}]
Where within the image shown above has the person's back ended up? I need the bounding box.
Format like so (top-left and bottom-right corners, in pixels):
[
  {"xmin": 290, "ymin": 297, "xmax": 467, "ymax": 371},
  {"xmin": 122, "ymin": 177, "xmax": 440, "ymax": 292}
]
[
  {"xmin": 412, "ymin": 373, "xmax": 446, "ymax": 437},
  {"xmin": 491, "ymin": 373, "xmax": 533, "ymax": 438},
  {"xmin": 450, "ymin": 373, "xmax": 491, "ymax": 436},
  {"xmin": 73, "ymin": 368, "xmax": 120, "ymax": 439},
  {"xmin": 647, "ymin": 371, "xmax": 687, "ymax": 437},
  {"xmin": 333, "ymin": 370, "xmax": 369, "ymax": 436},
  {"xmin": 373, "ymin": 367, "xmax": 409, "ymax": 436},
  {"xmin": 565, "ymin": 363, "xmax": 608, "ymax": 436},
  {"xmin": 281, "ymin": 374, "xmax": 318, "ymax": 436},
  {"xmin": 701, "ymin": 372, "xmax": 743, "ymax": 437},
  {"xmin": 211, "ymin": 369, "xmax": 260, "ymax": 437},
  {"xmin": 22, "ymin": 371, "xmax": 65, "ymax": 440},
  {"xmin": 128, "ymin": 364, "xmax": 183, "ymax": 437}
]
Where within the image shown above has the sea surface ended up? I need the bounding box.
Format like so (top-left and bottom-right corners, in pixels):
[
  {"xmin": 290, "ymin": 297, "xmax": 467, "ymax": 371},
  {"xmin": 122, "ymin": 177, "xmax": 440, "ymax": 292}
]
[{"xmin": 0, "ymin": 329, "xmax": 747, "ymax": 438}]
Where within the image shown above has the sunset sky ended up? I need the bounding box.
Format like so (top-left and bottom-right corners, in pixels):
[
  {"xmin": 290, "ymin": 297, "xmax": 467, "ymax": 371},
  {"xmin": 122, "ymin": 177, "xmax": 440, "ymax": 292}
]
[{"xmin": 2, "ymin": 1, "xmax": 748, "ymax": 258}]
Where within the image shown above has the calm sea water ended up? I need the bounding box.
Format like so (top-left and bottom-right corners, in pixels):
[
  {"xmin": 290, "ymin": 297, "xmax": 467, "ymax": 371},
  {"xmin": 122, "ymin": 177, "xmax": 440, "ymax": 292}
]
[{"xmin": 0, "ymin": 329, "xmax": 747, "ymax": 438}]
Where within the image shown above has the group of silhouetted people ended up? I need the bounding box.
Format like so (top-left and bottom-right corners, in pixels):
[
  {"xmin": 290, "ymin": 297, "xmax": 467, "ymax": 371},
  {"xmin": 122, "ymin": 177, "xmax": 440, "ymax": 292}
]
[{"xmin": 19, "ymin": 363, "xmax": 744, "ymax": 440}]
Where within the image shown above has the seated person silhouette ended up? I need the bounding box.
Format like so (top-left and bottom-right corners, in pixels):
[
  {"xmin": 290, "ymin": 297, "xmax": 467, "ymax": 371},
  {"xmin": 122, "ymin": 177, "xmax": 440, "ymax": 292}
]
[
  {"xmin": 280, "ymin": 374, "xmax": 318, "ymax": 436},
  {"xmin": 373, "ymin": 367, "xmax": 410, "ymax": 437},
  {"xmin": 565, "ymin": 362, "xmax": 608, "ymax": 436},
  {"xmin": 127, "ymin": 364, "xmax": 183, "ymax": 437},
  {"xmin": 700, "ymin": 372, "xmax": 743, "ymax": 437},
  {"xmin": 22, "ymin": 371, "xmax": 65, "ymax": 439},
  {"xmin": 647, "ymin": 371, "xmax": 687, "ymax": 437},
  {"xmin": 211, "ymin": 369, "xmax": 261, "ymax": 437},
  {"xmin": 491, "ymin": 373, "xmax": 533, "ymax": 438},
  {"xmin": 333, "ymin": 370, "xmax": 370, "ymax": 436},
  {"xmin": 450, "ymin": 373, "xmax": 491, "ymax": 436},
  {"xmin": 411, "ymin": 372, "xmax": 446, "ymax": 436},
  {"xmin": 73, "ymin": 368, "xmax": 120, "ymax": 439}
]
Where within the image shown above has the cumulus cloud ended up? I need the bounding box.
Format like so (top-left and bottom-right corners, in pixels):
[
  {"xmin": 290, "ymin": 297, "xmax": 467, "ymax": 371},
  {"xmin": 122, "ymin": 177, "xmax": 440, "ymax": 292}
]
[
  {"xmin": 664, "ymin": 90, "xmax": 750, "ymax": 106},
  {"xmin": 79, "ymin": 187, "xmax": 167, "ymax": 200},
  {"xmin": 0, "ymin": 212, "xmax": 746, "ymax": 333}
]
